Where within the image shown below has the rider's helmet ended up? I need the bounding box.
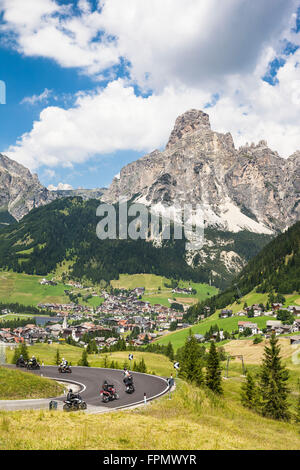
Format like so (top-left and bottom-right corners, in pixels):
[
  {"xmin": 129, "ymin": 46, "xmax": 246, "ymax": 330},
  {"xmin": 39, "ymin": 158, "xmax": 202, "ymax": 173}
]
[{"xmin": 69, "ymin": 388, "xmax": 73, "ymax": 393}]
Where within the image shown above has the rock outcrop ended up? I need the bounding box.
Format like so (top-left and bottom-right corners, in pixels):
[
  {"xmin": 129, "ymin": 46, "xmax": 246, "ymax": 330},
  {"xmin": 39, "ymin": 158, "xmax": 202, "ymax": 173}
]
[
  {"xmin": 0, "ymin": 153, "xmax": 106, "ymax": 221},
  {"xmin": 103, "ymin": 109, "xmax": 300, "ymax": 234}
]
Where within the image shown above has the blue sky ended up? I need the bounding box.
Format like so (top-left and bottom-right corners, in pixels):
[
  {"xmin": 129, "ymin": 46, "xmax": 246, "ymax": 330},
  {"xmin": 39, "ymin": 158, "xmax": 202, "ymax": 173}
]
[
  {"xmin": 0, "ymin": 43, "xmax": 143, "ymax": 188},
  {"xmin": 0, "ymin": 0, "xmax": 300, "ymax": 189}
]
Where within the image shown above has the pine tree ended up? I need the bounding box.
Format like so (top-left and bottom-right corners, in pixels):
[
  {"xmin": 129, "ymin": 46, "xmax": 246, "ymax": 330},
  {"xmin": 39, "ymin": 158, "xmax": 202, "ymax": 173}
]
[
  {"xmin": 258, "ymin": 334, "xmax": 290, "ymax": 421},
  {"xmin": 78, "ymin": 348, "xmax": 90, "ymax": 367},
  {"xmin": 54, "ymin": 348, "xmax": 61, "ymax": 365},
  {"xmin": 139, "ymin": 357, "xmax": 147, "ymax": 373},
  {"xmin": 206, "ymin": 341, "xmax": 223, "ymax": 394},
  {"xmin": 194, "ymin": 359, "xmax": 204, "ymax": 387},
  {"xmin": 241, "ymin": 372, "xmax": 258, "ymax": 410},
  {"xmin": 179, "ymin": 331, "xmax": 204, "ymax": 385},
  {"xmin": 20, "ymin": 342, "xmax": 29, "ymax": 361},
  {"xmin": 166, "ymin": 341, "xmax": 174, "ymax": 361},
  {"xmin": 12, "ymin": 345, "xmax": 21, "ymax": 364}
]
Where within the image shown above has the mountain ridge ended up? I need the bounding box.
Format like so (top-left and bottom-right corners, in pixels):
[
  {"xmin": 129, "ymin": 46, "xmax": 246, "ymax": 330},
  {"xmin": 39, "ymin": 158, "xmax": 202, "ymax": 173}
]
[
  {"xmin": 103, "ymin": 109, "xmax": 300, "ymax": 234},
  {"xmin": 0, "ymin": 153, "xmax": 106, "ymax": 221}
]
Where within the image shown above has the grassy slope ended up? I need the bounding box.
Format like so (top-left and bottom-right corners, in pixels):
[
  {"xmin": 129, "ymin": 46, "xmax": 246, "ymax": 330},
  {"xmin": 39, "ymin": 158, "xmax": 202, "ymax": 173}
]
[
  {"xmin": 0, "ymin": 270, "xmax": 104, "ymax": 308},
  {"xmin": 0, "ymin": 367, "xmax": 64, "ymax": 400},
  {"xmin": 111, "ymin": 273, "xmax": 218, "ymax": 307},
  {"xmin": 155, "ymin": 313, "xmax": 277, "ymax": 350},
  {"xmin": 1, "ymin": 341, "xmax": 300, "ymax": 449},
  {"xmin": 155, "ymin": 289, "xmax": 300, "ymax": 350},
  {"xmin": 0, "ymin": 374, "xmax": 299, "ymax": 450}
]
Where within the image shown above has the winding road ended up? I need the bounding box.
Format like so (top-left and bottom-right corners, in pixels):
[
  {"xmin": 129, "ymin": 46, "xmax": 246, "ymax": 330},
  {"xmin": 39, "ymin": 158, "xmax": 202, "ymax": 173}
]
[{"xmin": 1, "ymin": 365, "xmax": 170, "ymax": 413}]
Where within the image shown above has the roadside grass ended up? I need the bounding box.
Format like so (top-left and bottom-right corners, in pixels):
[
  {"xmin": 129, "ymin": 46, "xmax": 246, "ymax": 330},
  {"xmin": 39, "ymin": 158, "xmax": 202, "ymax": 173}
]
[
  {"xmin": 0, "ymin": 378, "xmax": 299, "ymax": 450},
  {"xmin": 5, "ymin": 344, "xmax": 174, "ymax": 378},
  {"xmin": 0, "ymin": 367, "xmax": 64, "ymax": 400}
]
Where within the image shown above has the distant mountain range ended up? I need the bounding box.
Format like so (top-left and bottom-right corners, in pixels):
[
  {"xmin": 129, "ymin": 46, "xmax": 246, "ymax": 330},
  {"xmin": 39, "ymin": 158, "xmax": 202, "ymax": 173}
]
[
  {"xmin": 103, "ymin": 109, "xmax": 300, "ymax": 234},
  {"xmin": 0, "ymin": 152, "xmax": 105, "ymax": 222},
  {"xmin": 0, "ymin": 108, "xmax": 299, "ymax": 286}
]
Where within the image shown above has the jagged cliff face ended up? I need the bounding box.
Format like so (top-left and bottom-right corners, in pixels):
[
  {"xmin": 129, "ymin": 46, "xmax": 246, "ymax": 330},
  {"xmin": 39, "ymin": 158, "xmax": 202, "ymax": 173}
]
[
  {"xmin": 0, "ymin": 153, "xmax": 106, "ymax": 221},
  {"xmin": 0, "ymin": 153, "xmax": 57, "ymax": 221},
  {"xmin": 103, "ymin": 110, "xmax": 300, "ymax": 234}
]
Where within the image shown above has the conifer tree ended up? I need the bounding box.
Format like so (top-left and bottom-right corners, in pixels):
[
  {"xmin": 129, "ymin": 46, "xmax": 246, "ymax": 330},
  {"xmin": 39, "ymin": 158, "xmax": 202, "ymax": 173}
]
[
  {"xmin": 20, "ymin": 342, "xmax": 29, "ymax": 361},
  {"xmin": 166, "ymin": 341, "xmax": 174, "ymax": 361},
  {"xmin": 258, "ymin": 334, "xmax": 290, "ymax": 421},
  {"xmin": 241, "ymin": 372, "xmax": 258, "ymax": 410},
  {"xmin": 55, "ymin": 348, "xmax": 61, "ymax": 365},
  {"xmin": 179, "ymin": 331, "xmax": 204, "ymax": 385},
  {"xmin": 206, "ymin": 341, "xmax": 223, "ymax": 394},
  {"xmin": 12, "ymin": 345, "xmax": 20, "ymax": 364},
  {"xmin": 139, "ymin": 357, "xmax": 147, "ymax": 373},
  {"xmin": 78, "ymin": 348, "xmax": 90, "ymax": 367}
]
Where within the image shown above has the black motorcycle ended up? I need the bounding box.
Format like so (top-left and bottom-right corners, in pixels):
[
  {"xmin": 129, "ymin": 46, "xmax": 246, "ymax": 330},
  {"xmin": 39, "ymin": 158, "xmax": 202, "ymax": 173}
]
[
  {"xmin": 58, "ymin": 364, "xmax": 72, "ymax": 373},
  {"xmin": 124, "ymin": 375, "xmax": 135, "ymax": 394},
  {"xmin": 63, "ymin": 395, "xmax": 87, "ymax": 411},
  {"xmin": 27, "ymin": 360, "xmax": 40, "ymax": 370},
  {"xmin": 16, "ymin": 358, "xmax": 27, "ymax": 368}
]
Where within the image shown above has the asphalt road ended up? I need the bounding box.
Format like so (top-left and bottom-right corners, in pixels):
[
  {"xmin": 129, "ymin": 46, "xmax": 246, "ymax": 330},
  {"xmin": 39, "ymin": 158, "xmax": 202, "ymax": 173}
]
[{"xmin": 4, "ymin": 365, "xmax": 169, "ymax": 410}]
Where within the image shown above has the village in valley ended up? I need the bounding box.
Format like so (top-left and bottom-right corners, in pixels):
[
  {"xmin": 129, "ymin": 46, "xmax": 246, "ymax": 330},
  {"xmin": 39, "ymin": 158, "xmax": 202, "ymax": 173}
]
[{"xmin": 0, "ymin": 276, "xmax": 300, "ymax": 350}]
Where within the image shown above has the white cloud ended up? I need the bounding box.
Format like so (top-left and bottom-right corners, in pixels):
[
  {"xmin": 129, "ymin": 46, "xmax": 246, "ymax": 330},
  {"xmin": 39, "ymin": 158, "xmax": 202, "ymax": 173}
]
[
  {"xmin": 0, "ymin": 0, "xmax": 296, "ymax": 86},
  {"xmin": 6, "ymin": 79, "xmax": 210, "ymax": 169},
  {"xmin": 20, "ymin": 88, "xmax": 53, "ymax": 106},
  {"xmin": 48, "ymin": 182, "xmax": 73, "ymax": 191},
  {"xmin": 1, "ymin": 0, "xmax": 300, "ymax": 169}
]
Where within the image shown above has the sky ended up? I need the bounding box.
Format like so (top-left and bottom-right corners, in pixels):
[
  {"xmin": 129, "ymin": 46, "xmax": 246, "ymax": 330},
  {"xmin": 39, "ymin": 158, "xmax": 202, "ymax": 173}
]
[{"xmin": 0, "ymin": 0, "xmax": 300, "ymax": 190}]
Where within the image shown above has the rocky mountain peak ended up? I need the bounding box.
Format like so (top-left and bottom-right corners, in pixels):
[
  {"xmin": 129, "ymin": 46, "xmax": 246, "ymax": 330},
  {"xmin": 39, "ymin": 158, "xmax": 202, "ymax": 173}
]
[{"xmin": 166, "ymin": 109, "xmax": 211, "ymax": 149}]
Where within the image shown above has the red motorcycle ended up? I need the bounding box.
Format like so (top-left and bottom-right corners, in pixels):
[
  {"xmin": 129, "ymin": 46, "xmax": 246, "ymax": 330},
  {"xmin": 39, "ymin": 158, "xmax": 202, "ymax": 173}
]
[{"xmin": 100, "ymin": 384, "xmax": 119, "ymax": 403}]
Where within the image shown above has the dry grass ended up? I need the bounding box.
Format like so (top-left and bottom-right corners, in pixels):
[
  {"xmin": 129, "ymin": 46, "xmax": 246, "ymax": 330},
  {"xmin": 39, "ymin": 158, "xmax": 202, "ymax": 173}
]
[
  {"xmin": 0, "ymin": 381, "xmax": 299, "ymax": 450},
  {"xmin": 223, "ymin": 338, "xmax": 297, "ymax": 364}
]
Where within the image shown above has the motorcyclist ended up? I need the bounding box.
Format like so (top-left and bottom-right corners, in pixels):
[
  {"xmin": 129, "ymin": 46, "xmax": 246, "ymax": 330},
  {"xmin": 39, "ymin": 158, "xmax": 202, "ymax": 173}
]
[
  {"xmin": 29, "ymin": 355, "xmax": 37, "ymax": 366},
  {"xmin": 17, "ymin": 354, "xmax": 25, "ymax": 366},
  {"xmin": 60, "ymin": 358, "xmax": 68, "ymax": 371},
  {"xmin": 123, "ymin": 369, "xmax": 133, "ymax": 388},
  {"xmin": 67, "ymin": 388, "xmax": 80, "ymax": 404},
  {"xmin": 102, "ymin": 380, "xmax": 109, "ymax": 392},
  {"xmin": 102, "ymin": 380, "xmax": 115, "ymax": 393}
]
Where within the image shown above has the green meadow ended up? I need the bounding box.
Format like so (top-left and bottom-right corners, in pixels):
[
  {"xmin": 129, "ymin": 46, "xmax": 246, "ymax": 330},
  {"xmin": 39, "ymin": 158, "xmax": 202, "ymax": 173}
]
[
  {"xmin": 111, "ymin": 273, "xmax": 218, "ymax": 307},
  {"xmin": 155, "ymin": 313, "xmax": 277, "ymax": 351},
  {"xmin": 0, "ymin": 271, "xmax": 104, "ymax": 308}
]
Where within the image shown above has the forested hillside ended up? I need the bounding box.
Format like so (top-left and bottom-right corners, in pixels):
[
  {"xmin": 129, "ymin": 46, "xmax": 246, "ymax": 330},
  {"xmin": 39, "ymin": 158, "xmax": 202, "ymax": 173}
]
[
  {"xmin": 186, "ymin": 221, "xmax": 300, "ymax": 322},
  {"xmin": 0, "ymin": 197, "xmax": 271, "ymax": 288},
  {"xmin": 0, "ymin": 197, "xmax": 211, "ymax": 285}
]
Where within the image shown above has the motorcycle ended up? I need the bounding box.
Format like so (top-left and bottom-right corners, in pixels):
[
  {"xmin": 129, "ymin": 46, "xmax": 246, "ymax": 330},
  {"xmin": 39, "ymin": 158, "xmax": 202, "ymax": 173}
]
[
  {"xmin": 27, "ymin": 361, "xmax": 40, "ymax": 370},
  {"xmin": 58, "ymin": 364, "xmax": 72, "ymax": 373},
  {"xmin": 63, "ymin": 395, "xmax": 87, "ymax": 411},
  {"xmin": 100, "ymin": 385, "xmax": 119, "ymax": 403},
  {"xmin": 124, "ymin": 375, "xmax": 135, "ymax": 394},
  {"xmin": 16, "ymin": 358, "xmax": 27, "ymax": 368}
]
